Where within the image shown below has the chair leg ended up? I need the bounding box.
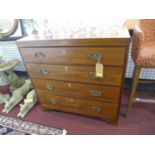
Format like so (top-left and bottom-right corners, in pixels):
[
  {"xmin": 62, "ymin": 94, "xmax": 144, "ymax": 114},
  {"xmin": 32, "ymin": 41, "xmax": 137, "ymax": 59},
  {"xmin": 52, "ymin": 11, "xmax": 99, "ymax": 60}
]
[{"xmin": 126, "ymin": 66, "xmax": 141, "ymax": 116}]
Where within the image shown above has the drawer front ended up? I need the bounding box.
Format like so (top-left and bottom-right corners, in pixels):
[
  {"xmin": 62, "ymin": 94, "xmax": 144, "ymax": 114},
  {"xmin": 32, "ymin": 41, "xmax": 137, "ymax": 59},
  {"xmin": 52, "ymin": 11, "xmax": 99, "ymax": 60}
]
[
  {"xmin": 32, "ymin": 78, "xmax": 120, "ymax": 103},
  {"xmin": 37, "ymin": 92, "xmax": 118, "ymax": 120},
  {"xmin": 20, "ymin": 47, "xmax": 125, "ymax": 66},
  {"xmin": 26, "ymin": 64, "xmax": 123, "ymax": 86}
]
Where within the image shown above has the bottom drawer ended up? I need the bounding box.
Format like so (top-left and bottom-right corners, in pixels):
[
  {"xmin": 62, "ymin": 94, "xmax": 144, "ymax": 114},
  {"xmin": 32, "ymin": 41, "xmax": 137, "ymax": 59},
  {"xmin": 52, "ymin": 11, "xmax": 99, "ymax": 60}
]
[{"xmin": 37, "ymin": 91, "xmax": 119, "ymax": 120}]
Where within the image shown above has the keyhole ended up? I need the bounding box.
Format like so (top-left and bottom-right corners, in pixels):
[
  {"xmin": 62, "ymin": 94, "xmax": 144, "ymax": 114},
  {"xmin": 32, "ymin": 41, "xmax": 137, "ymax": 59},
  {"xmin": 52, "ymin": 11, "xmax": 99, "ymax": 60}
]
[
  {"xmin": 68, "ymin": 83, "xmax": 71, "ymax": 87},
  {"xmin": 64, "ymin": 66, "xmax": 68, "ymax": 71},
  {"xmin": 62, "ymin": 49, "xmax": 66, "ymax": 55}
]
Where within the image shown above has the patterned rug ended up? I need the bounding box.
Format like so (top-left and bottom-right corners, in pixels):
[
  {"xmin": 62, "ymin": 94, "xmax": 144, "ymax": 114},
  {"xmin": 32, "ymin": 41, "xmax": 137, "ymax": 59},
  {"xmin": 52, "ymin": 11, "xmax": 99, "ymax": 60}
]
[{"xmin": 0, "ymin": 115, "xmax": 67, "ymax": 135}]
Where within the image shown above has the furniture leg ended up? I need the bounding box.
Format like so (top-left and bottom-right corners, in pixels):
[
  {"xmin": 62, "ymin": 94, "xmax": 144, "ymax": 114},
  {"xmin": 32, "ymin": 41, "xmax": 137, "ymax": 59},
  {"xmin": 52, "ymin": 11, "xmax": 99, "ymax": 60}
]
[{"xmin": 126, "ymin": 66, "xmax": 141, "ymax": 116}]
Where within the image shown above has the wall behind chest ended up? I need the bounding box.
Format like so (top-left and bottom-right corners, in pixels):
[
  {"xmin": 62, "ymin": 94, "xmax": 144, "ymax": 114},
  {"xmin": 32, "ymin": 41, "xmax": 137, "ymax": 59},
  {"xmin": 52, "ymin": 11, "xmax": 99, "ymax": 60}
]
[{"xmin": 0, "ymin": 41, "xmax": 26, "ymax": 71}]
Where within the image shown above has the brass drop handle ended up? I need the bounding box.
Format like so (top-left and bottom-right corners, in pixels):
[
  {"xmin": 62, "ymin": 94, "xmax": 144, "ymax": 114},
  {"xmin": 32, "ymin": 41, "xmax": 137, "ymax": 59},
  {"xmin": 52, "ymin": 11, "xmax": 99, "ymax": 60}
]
[
  {"xmin": 91, "ymin": 106, "xmax": 101, "ymax": 113},
  {"xmin": 90, "ymin": 90, "xmax": 102, "ymax": 97},
  {"xmin": 89, "ymin": 72, "xmax": 99, "ymax": 79},
  {"xmin": 88, "ymin": 53, "xmax": 102, "ymax": 61},
  {"xmin": 46, "ymin": 84, "xmax": 53, "ymax": 90},
  {"xmin": 49, "ymin": 99, "xmax": 58, "ymax": 105},
  {"xmin": 40, "ymin": 68, "xmax": 49, "ymax": 75},
  {"xmin": 34, "ymin": 52, "xmax": 45, "ymax": 58}
]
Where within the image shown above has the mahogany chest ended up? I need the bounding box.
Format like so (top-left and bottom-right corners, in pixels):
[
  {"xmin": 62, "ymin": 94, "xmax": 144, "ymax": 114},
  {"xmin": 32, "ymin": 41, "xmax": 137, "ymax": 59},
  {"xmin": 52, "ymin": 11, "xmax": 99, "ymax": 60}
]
[{"xmin": 16, "ymin": 29, "xmax": 130, "ymax": 125}]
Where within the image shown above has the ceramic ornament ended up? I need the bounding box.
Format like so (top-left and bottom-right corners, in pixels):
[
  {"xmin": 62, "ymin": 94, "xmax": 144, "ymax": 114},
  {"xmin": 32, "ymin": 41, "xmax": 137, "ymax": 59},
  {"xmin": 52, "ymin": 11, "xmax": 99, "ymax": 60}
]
[
  {"xmin": 5, "ymin": 59, "xmax": 25, "ymax": 92},
  {"xmin": 2, "ymin": 79, "xmax": 33, "ymax": 113},
  {"xmin": 18, "ymin": 89, "xmax": 38, "ymax": 118},
  {"xmin": 0, "ymin": 92, "xmax": 10, "ymax": 104},
  {"xmin": 0, "ymin": 55, "xmax": 10, "ymax": 86},
  {"xmin": 0, "ymin": 72, "xmax": 10, "ymax": 86}
]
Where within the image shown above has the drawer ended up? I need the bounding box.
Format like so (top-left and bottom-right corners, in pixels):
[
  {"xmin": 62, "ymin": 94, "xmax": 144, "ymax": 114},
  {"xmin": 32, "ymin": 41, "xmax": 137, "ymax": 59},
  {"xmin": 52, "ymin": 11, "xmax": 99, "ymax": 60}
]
[
  {"xmin": 32, "ymin": 78, "xmax": 120, "ymax": 103},
  {"xmin": 20, "ymin": 47, "xmax": 125, "ymax": 66},
  {"xmin": 37, "ymin": 92, "xmax": 118, "ymax": 120},
  {"xmin": 26, "ymin": 63, "xmax": 123, "ymax": 86}
]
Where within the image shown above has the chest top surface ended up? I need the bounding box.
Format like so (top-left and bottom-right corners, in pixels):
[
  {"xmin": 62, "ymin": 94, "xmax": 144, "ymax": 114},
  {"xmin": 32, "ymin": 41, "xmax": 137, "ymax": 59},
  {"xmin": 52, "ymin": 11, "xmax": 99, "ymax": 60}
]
[{"xmin": 16, "ymin": 28, "xmax": 130, "ymax": 47}]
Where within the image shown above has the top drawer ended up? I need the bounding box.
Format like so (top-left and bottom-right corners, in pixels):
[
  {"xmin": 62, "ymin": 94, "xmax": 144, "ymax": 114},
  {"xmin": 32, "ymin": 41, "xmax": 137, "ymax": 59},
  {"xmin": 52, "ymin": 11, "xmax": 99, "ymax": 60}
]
[{"xmin": 19, "ymin": 47, "xmax": 125, "ymax": 66}]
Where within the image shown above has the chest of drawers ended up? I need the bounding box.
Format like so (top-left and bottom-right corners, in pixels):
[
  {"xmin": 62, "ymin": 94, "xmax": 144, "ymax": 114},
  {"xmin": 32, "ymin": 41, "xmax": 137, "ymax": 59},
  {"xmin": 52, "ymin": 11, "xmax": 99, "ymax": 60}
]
[{"xmin": 16, "ymin": 31, "xmax": 130, "ymax": 125}]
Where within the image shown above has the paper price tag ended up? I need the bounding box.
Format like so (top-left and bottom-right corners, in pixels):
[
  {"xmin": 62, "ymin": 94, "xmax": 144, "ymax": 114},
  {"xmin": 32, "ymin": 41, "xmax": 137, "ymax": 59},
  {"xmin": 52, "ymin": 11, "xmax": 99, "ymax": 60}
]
[
  {"xmin": 24, "ymin": 98, "xmax": 33, "ymax": 103},
  {"xmin": 96, "ymin": 62, "xmax": 104, "ymax": 77}
]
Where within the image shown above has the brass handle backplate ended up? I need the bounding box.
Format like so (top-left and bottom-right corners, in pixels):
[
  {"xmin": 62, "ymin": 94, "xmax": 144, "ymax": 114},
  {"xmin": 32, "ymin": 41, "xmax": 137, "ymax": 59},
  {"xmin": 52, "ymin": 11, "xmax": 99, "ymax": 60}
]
[
  {"xmin": 49, "ymin": 99, "xmax": 58, "ymax": 105},
  {"xmin": 90, "ymin": 90, "xmax": 102, "ymax": 97},
  {"xmin": 89, "ymin": 72, "xmax": 99, "ymax": 79},
  {"xmin": 88, "ymin": 53, "xmax": 102, "ymax": 61},
  {"xmin": 91, "ymin": 106, "xmax": 101, "ymax": 113},
  {"xmin": 46, "ymin": 84, "xmax": 53, "ymax": 90},
  {"xmin": 40, "ymin": 68, "xmax": 49, "ymax": 75},
  {"xmin": 34, "ymin": 52, "xmax": 45, "ymax": 58}
]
